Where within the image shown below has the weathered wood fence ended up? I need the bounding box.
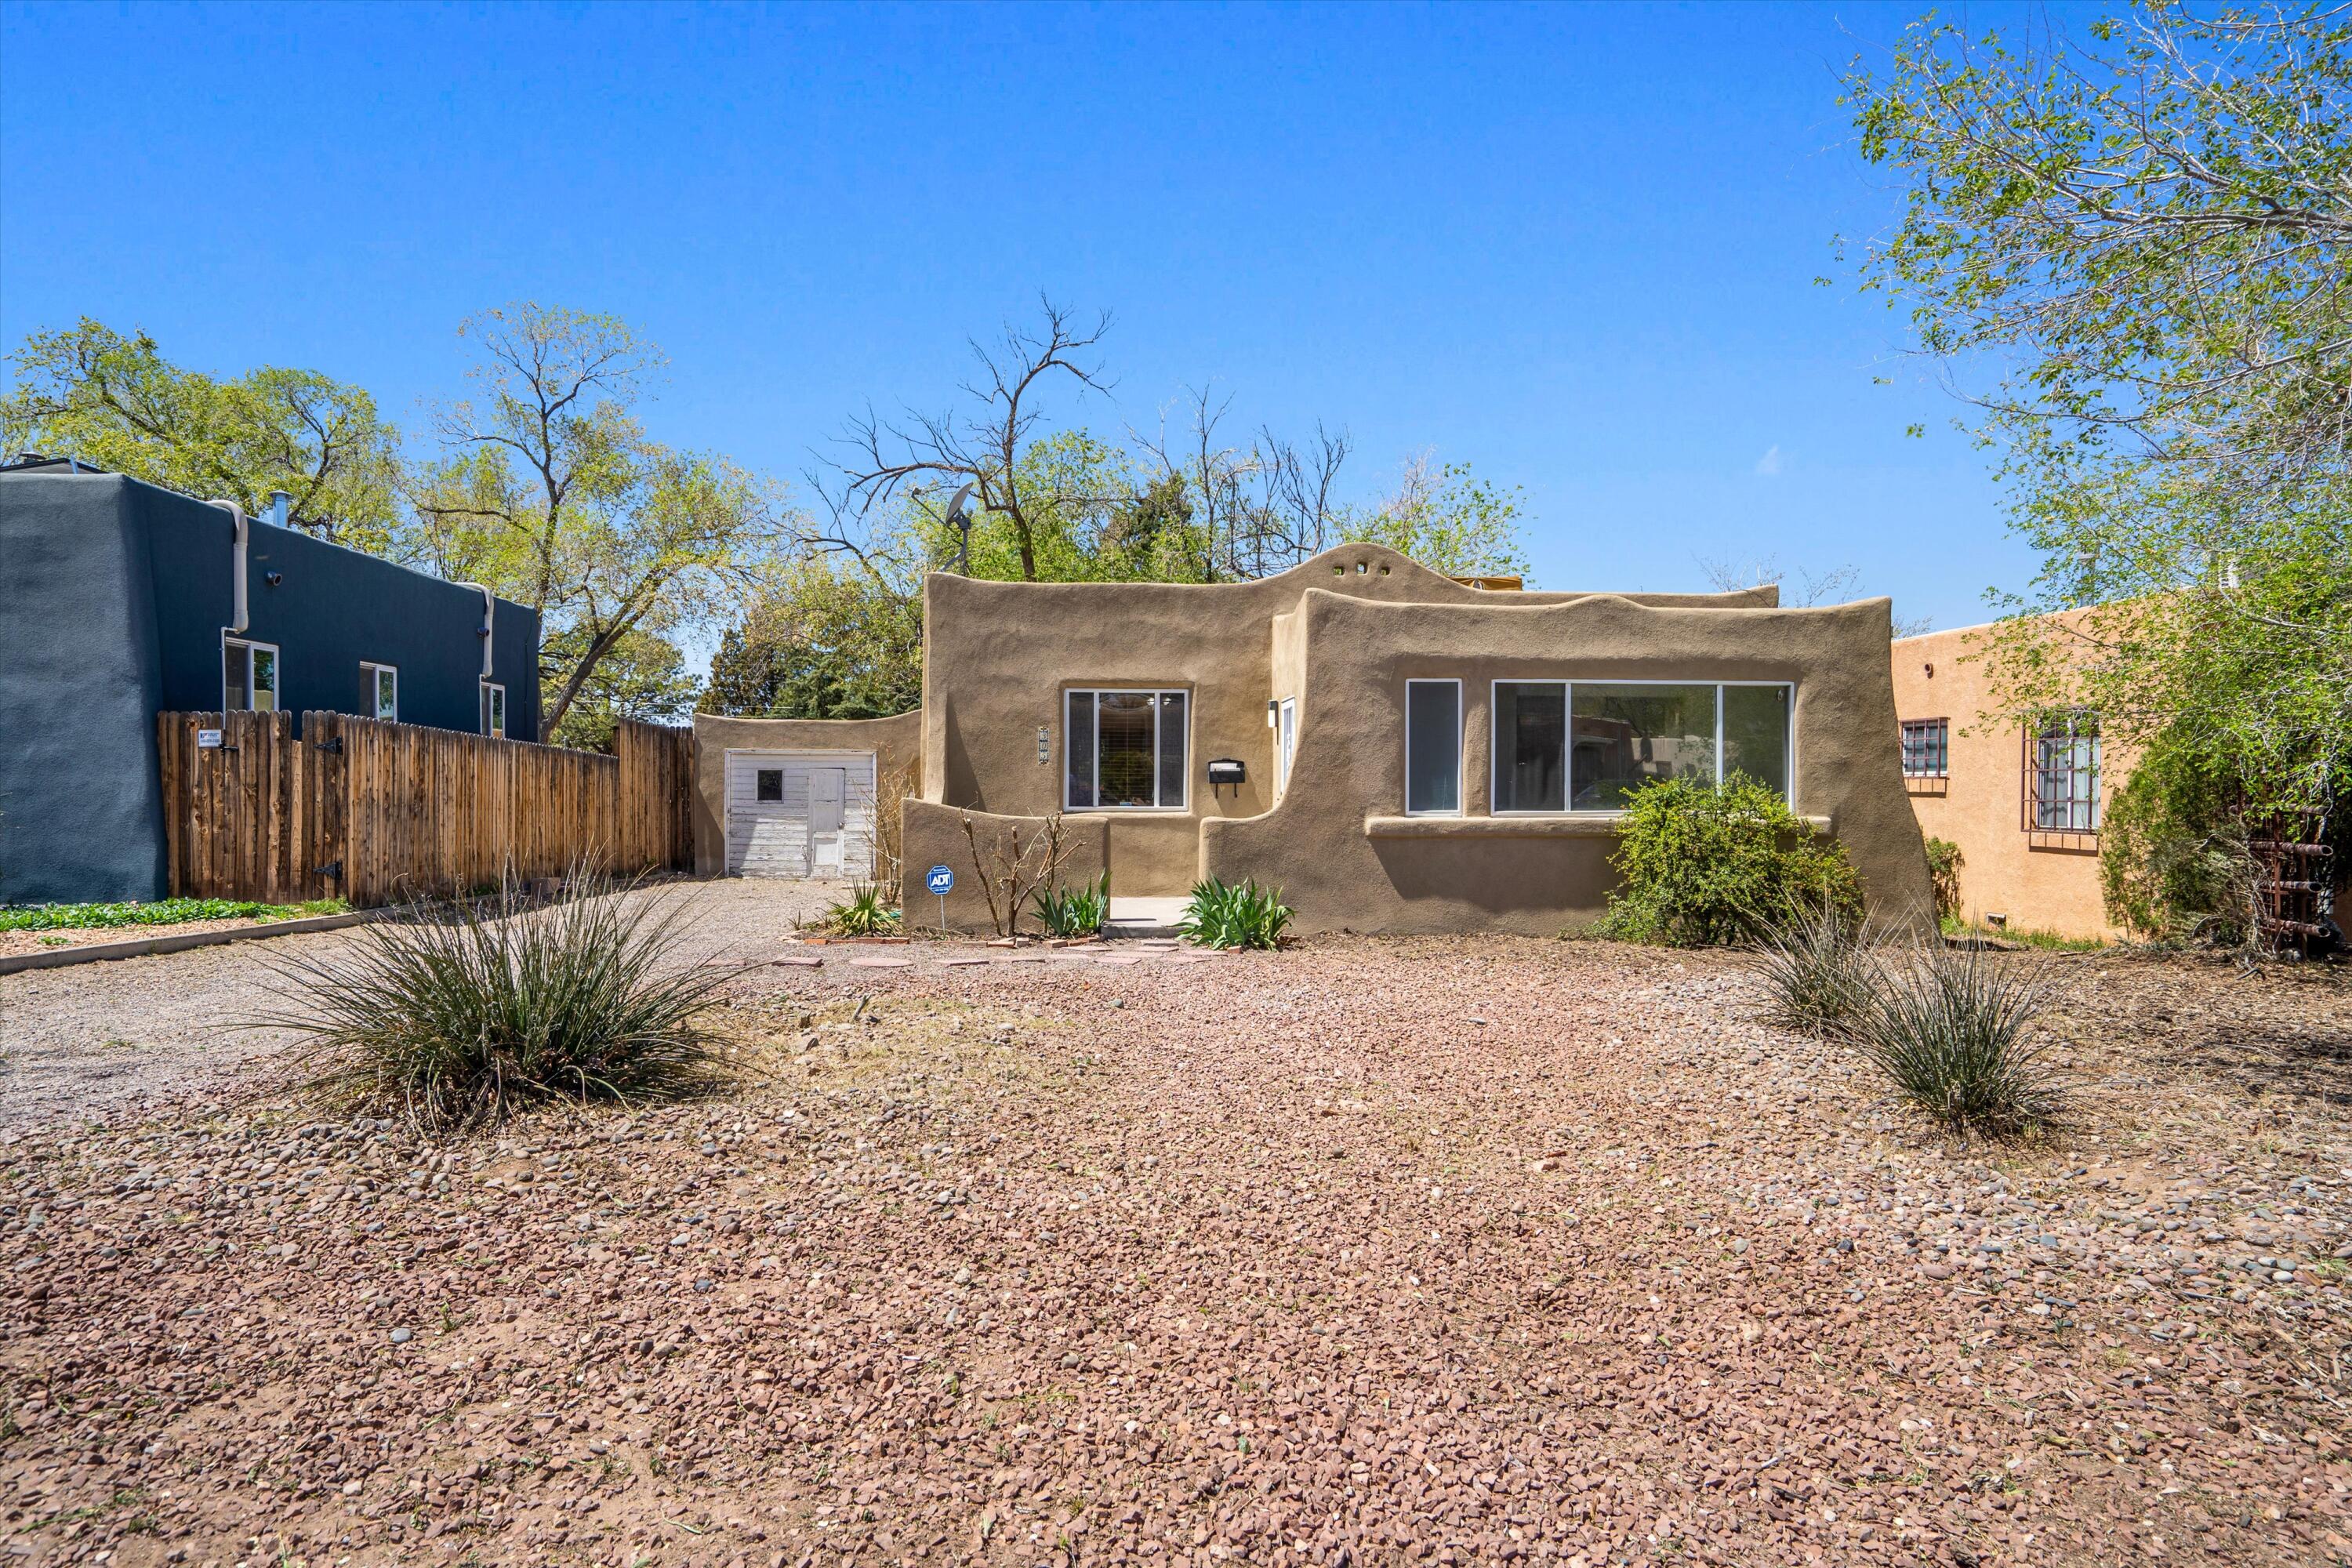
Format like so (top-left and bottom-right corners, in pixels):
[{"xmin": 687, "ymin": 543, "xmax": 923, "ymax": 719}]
[{"xmin": 158, "ymin": 711, "xmax": 696, "ymax": 907}]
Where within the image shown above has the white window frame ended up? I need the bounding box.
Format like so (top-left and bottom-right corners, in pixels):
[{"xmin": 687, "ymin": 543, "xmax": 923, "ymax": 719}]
[
  {"xmin": 1487, "ymin": 678, "xmax": 1796, "ymax": 815},
  {"xmin": 361, "ymin": 661, "xmax": 398, "ymax": 723},
  {"xmin": 1276, "ymin": 698, "xmax": 1298, "ymax": 799},
  {"xmin": 481, "ymin": 680, "xmax": 507, "ymax": 739},
  {"xmin": 222, "ymin": 635, "xmax": 281, "ymax": 713},
  {"xmin": 1064, "ymin": 688, "xmax": 1191, "ymax": 811},
  {"xmin": 1403, "ymin": 678, "xmax": 1464, "ymax": 816}
]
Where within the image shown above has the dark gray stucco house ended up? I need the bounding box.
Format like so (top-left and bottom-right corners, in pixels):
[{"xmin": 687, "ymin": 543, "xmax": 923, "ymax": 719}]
[{"xmin": 0, "ymin": 463, "xmax": 540, "ymax": 905}]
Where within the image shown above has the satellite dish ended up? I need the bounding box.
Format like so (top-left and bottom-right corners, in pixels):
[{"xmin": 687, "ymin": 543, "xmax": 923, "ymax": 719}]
[{"xmin": 941, "ymin": 481, "xmax": 977, "ymax": 574}]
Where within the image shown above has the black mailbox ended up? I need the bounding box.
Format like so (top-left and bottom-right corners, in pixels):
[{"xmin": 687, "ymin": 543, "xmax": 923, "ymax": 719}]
[{"xmin": 1205, "ymin": 757, "xmax": 1247, "ymax": 795}]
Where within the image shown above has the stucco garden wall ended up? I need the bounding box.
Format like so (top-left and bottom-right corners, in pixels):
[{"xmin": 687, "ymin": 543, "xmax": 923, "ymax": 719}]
[{"xmin": 896, "ymin": 800, "xmax": 1109, "ymax": 934}]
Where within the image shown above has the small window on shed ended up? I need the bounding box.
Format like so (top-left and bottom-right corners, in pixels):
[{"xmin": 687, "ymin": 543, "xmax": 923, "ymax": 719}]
[
  {"xmin": 481, "ymin": 681, "xmax": 507, "ymax": 739},
  {"xmin": 757, "ymin": 768, "xmax": 784, "ymax": 802}
]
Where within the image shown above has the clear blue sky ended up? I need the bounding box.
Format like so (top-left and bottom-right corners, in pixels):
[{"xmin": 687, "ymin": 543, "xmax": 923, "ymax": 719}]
[{"xmin": 2, "ymin": 0, "xmax": 2070, "ymax": 633}]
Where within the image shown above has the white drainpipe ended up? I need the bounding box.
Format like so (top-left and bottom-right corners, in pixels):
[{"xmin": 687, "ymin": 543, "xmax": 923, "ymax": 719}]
[
  {"xmin": 208, "ymin": 499, "xmax": 251, "ymax": 633},
  {"xmin": 456, "ymin": 583, "xmax": 495, "ymax": 679}
]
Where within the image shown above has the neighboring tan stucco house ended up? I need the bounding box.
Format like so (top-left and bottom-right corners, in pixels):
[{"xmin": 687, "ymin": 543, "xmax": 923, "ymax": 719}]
[
  {"xmin": 1891, "ymin": 614, "xmax": 2127, "ymax": 942},
  {"xmin": 691, "ymin": 543, "xmax": 1936, "ymax": 935}
]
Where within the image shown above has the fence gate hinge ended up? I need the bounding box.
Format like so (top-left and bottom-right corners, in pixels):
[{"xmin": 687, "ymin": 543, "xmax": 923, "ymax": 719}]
[{"xmin": 314, "ymin": 860, "xmax": 343, "ymax": 880}]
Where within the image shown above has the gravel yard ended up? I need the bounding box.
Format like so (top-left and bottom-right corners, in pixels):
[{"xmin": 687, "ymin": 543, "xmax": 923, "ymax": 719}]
[
  {"xmin": 0, "ymin": 880, "xmax": 847, "ymax": 1131},
  {"xmin": 2, "ymin": 901, "xmax": 2348, "ymax": 1566}
]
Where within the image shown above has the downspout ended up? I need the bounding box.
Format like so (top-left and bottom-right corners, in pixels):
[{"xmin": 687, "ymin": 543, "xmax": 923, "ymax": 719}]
[
  {"xmin": 456, "ymin": 583, "xmax": 494, "ymax": 679},
  {"xmin": 207, "ymin": 499, "xmax": 251, "ymax": 634},
  {"xmin": 456, "ymin": 583, "xmax": 495, "ymax": 731}
]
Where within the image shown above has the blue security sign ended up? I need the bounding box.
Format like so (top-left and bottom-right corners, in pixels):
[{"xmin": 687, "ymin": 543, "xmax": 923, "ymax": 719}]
[{"xmin": 924, "ymin": 864, "xmax": 956, "ymax": 895}]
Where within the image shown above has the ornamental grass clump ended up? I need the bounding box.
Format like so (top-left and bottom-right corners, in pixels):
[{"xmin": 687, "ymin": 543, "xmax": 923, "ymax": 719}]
[
  {"xmin": 1749, "ymin": 897, "xmax": 1876, "ymax": 1039},
  {"xmin": 267, "ymin": 869, "xmax": 728, "ymax": 1136},
  {"xmin": 1859, "ymin": 941, "xmax": 2063, "ymax": 1138},
  {"xmin": 1178, "ymin": 877, "xmax": 1293, "ymax": 950}
]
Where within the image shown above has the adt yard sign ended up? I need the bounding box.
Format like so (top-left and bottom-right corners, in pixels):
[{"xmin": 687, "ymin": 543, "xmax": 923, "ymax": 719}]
[
  {"xmin": 197, "ymin": 729, "xmax": 223, "ymax": 750},
  {"xmin": 925, "ymin": 865, "xmax": 955, "ymax": 895}
]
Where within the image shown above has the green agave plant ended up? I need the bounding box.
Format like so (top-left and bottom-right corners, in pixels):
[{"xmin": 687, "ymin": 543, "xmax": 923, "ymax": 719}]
[{"xmin": 1178, "ymin": 877, "xmax": 1293, "ymax": 951}]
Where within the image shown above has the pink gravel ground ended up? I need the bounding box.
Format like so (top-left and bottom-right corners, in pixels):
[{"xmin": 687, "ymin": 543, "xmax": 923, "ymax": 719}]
[{"xmin": 2, "ymin": 934, "xmax": 2347, "ymax": 1567}]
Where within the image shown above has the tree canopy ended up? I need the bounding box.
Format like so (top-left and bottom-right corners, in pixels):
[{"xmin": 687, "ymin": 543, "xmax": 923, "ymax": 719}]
[
  {"xmin": 1, "ymin": 319, "xmax": 405, "ymax": 551},
  {"xmin": 1847, "ymin": 2, "xmax": 2351, "ymax": 818},
  {"xmin": 405, "ymin": 303, "xmax": 786, "ymax": 742}
]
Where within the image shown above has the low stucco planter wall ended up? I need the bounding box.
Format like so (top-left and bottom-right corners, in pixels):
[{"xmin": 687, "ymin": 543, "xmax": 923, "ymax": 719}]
[{"xmin": 898, "ymin": 800, "xmax": 1109, "ymax": 935}]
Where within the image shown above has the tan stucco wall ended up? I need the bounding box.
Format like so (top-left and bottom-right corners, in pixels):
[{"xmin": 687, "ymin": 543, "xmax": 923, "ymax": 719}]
[
  {"xmin": 897, "ymin": 801, "xmax": 1109, "ymax": 931},
  {"xmin": 916, "ymin": 543, "xmax": 1781, "ymax": 902},
  {"xmin": 1200, "ymin": 589, "xmax": 1936, "ymax": 935},
  {"xmin": 1890, "ymin": 619, "xmax": 2123, "ymax": 940},
  {"xmin": 688, "ymin": 710, "xmax": 924, "ymax": 877}
]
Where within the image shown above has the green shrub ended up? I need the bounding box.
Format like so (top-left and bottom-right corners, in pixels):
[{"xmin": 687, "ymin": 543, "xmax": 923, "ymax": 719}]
[
  {"xmin": 818, "ymin": 881, "xmax": 901, "ymax": 937},
  {"xmin": 2098, "ymin": 749, "xmax": 2252, "ymax": 943},
  {"xmin": 0, "ymin": 897, "xmax": 347, "ymax": 932},
  {"xmin": 1032, "ymin": 872, "xmax": 1109, "ymax": 938},
  {"xmin": 1860, "ymin": 942, "xmax": 2061, "ymax": 1137},
  {"xmin": 1595, "ymin": 775, "xmax": 1863, "ymax": 947},
  {"xmin": 1922, "ymin": 837, "xmax": 1964, "ymax": 923},
  {"xmin": 1178, "ymin": 877, "xmax": 1293, "ymax": 950},
  {"xmin": 267, "ymin": 869, "xmax": 727, "ymax": 1136},
  {"xmin": 1750, "ymin": 897, "xmax": 1875, "ymax": 1037}
]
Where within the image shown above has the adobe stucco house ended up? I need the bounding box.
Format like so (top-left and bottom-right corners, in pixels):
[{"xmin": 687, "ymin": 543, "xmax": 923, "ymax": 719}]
[{"xmin": 691, "ymin": 543, "xmax": 1936, "ymax": 935}]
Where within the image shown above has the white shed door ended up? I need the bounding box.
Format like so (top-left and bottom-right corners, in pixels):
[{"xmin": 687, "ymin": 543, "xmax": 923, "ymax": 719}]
[{"xmin": 725, "ymin": 751, "xmax": 876, "ymax": 879}]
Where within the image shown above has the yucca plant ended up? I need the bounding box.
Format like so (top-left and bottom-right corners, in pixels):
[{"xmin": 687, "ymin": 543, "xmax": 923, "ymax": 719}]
[
  {"xmin": 821, "ymin": 880, "xmax": 901, "ymax": 936},
  {"xmin": 1749, "ymin": 897, "xmax": 1876, "ymax": 1038},
  {"xmin": 1178, "ymin": 877, "xmax": 1294, "ymax": 950},
  {"xmin": 1859, "ymin": 941, "xmax": 2063, "ymax": 1138},
  {"xmin": 1032, "ymin": 871, "xmax": 1109, "ymax": 938},
  {"xmin": 265, "ymin": 867, "xmax": 729, "ymax": 1136}
]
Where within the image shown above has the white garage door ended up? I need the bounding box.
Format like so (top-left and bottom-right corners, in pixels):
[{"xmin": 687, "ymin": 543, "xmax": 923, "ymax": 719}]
[{"xmin": 724, "ymin": 750, "xmax": 877, "ymax": 879}]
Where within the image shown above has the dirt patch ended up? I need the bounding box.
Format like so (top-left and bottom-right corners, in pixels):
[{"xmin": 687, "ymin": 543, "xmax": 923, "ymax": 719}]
[{"xmin": 2, "ymin": 938, "xmax": 2346, "ymax": 1566}]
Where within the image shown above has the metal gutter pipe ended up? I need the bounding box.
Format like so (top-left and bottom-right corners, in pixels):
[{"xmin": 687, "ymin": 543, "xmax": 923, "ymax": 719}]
[
  {"xmin": 207, "ymin": 499, "xmax": 251, "ymax": 633},
  {"xmin": 456, "ymin": 583, "xmax": 495, "ymax": 679}
]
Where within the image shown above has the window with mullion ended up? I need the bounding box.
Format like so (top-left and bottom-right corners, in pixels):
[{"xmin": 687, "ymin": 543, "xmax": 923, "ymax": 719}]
[
  {"xmin": 1065, "ymin": 688, "xmax": 1189, "ymax": 810},
  {"xmin": 2031, "ymin": 713, "xmax": 2100, "ymax": 832},
  {"xmin": 1490, "ymin": 680, "xmax": 1794, "ymax": 810}
]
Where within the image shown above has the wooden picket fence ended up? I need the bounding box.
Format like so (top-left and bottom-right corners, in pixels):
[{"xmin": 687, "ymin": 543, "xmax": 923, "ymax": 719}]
[{"xmin": 157, "ymin": 710, "xmax": 695, "ymax": 908}]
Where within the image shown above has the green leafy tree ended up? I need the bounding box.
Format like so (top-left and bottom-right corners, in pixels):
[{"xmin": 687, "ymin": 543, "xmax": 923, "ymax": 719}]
[
  {"xmin": 1846, "ymin": 4, "xmax": 2351, "ymax": 822},
  {"xmin": 408, "ymin": 303, "xmax": 786, "ymax": 743},
  {"xmin": 1, "ymin": 318, "xmax": 404, "ymax": 550},
  {"xmin": 543, "ymin": 626, "xmax": 701, "ymax": 752},
  {"xmin": 1355, "ymin": 455, "xmax": 1533, "ymax": 579},
  {"xmin": 822, "ymin": 299, "xmax": 1534, "ymax": 588},
  {"xmin": 705, "ymin": 557, "xmax": 923, "ymax": 720}
]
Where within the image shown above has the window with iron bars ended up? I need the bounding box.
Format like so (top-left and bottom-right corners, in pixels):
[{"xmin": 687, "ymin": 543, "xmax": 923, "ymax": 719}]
[
  {"xmin": 1900, "ymin": 718, "xmax": 1949, "ymax": 779},
  {"xmin": 2024, "ymin": 711, "xmax": 2100, "ymax": 833}
]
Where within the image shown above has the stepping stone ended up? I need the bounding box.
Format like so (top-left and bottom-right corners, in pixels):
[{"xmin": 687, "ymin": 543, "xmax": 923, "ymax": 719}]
[
  {"xmin": 996, "ymin": 955, "xmax": 1044, "ymax": 964},
  {"xmin": 768, "ymin": 956, "xmax": 823, "ymax": 968},
  {"xmin": 942, "ymin": 956, "xmax": 992, "ymax": 968},
  {"xmin": 1138, "ymin": 940, "xmax": 1180, "ymax": 951},
  {"xmin": 848, "ymin": 956, "xmax": 913, "ymax": 969},
  {"xmin": 1092, "ymin": 954, "xmax": 1143, "ymax": 967}
]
